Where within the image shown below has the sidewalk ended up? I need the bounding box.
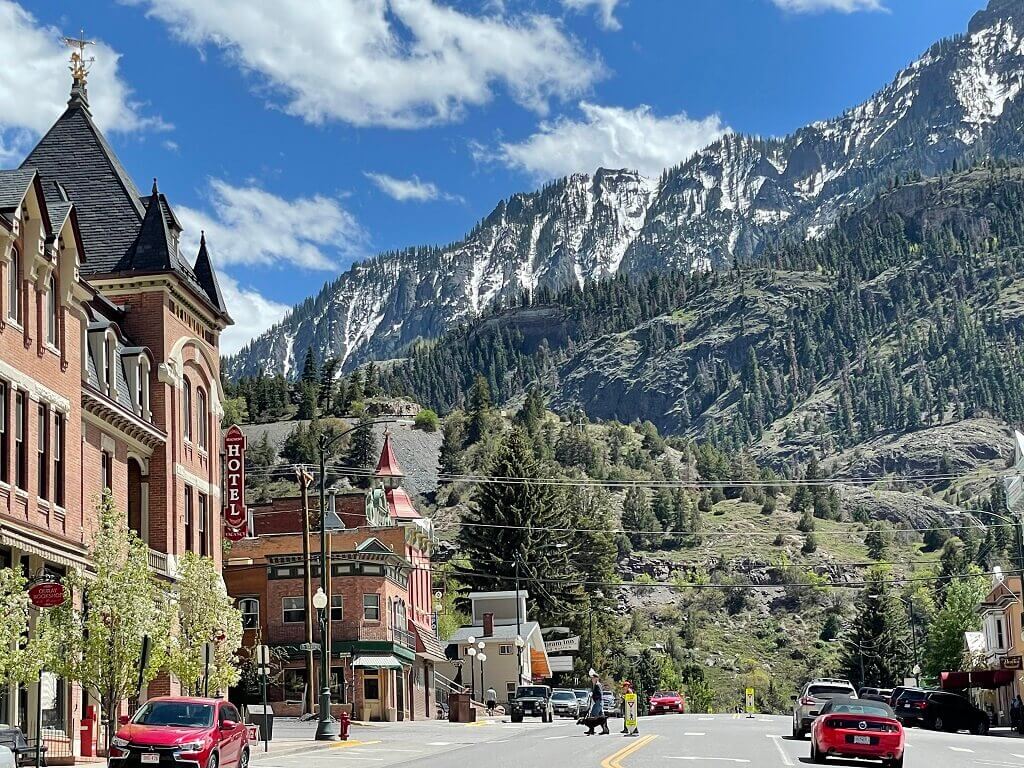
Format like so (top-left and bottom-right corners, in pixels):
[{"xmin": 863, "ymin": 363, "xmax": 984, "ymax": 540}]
[
  {"xmin": 989, "ymin": 726, "xmax": 1024, "ymax": 738},
  {"xmin": 249, "ymin": 717, "xmax": 383, "ymax": 761}
]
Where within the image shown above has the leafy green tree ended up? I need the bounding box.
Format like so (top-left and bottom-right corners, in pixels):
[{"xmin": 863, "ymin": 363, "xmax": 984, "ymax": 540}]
[
  {"xmin": 165, "ymin": 553, "xmax": 243, "ymax": 695},
  {"xmin": 221, "ymin": 396, "xmax": 247, "ymax": 428},
  {"xmin": 414, "ymin": 409, "xmax": 440, "ymax": 432},
  {"xmin": 46, "ymin": 492, "xmax": 169, "ymax": 749},
  {"xmin": 0, "ymin": 567, "xmax": 31, "ymax": 689},
  {"xmin": 923, "ymin": 570, "xmax": 988, "ymax": 679}
]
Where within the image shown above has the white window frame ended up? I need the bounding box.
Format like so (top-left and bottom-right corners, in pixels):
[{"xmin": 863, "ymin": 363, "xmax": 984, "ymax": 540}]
[
  {"xmin": 282, "ymin": 596, "xmax": 306, "ymax": 624},
  {"xmin": 331, "ymin": 594, "xmax": 343, "ymax": 622},
  {"xmin": 362, "ymin": 593, "xmax": 380, "ymax": 621},
  {"xmin": 499, "ymin": 644, "xmax": 513, "ymax": 655},
  {"xmin": 239, "ymin": 598, "xmax": 259, "ymax": 629}
]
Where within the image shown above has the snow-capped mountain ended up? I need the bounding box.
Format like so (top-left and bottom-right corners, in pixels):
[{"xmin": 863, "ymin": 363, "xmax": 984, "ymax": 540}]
[{"xmin": 226, "ymin": 0, "xmax": 1024, "ymax": 379}]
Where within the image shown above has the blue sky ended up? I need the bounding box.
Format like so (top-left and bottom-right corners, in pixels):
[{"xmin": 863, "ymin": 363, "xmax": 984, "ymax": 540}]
[{"xmin": 0, "ymin": 0, "xmax": 988, "ymax": 351}]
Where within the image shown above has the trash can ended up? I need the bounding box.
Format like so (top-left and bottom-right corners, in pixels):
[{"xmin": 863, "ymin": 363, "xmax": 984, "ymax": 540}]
[{"xmin": 247, "ymin": 704, "xmax": 274, "ymax": 741}]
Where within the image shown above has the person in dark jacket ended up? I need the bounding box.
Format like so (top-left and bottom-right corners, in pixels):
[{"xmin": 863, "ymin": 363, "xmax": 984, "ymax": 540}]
[{"xmin": 578, "ymin": 670, "xmax": 610, "ymax": 735}]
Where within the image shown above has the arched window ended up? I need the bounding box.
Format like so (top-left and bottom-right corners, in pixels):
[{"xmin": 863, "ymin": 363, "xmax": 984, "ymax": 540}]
[
  {"xmin": 183, "ymin": 379, "xmax": 193, "ymax": 443},
  {"xmin": 197, "ymin": 387, "xmax": 208, "ymax": 450},
  {"xmin": 239, "ymin": 598, "xmax": 259, "ymax": 630},
  {"xmin": 46, "ymin": 274, "xmax": 58, "ymax": 346},
  {"xmin": 7, "ymin": 246, "xmax": 20, "ymax": 324}
]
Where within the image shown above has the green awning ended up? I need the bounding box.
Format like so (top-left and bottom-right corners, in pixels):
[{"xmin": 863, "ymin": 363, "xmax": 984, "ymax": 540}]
[{"xmin": 352, "ymin": 654, "xmax": 403, "ymax": 669}]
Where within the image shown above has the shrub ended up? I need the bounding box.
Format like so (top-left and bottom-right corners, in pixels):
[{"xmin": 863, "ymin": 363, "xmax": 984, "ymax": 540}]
[{"xmin": 414, "ymin": 409, "xmax": 440, "ymax": 432}]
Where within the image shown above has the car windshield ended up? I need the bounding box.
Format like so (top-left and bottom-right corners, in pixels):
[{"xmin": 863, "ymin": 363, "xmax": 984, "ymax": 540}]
[
  {"xmin": 551, "ymin": 691, "xmax": 575, "ymax": 701},
  {"xmin": 574, "ymin": 691, "xmax": 589, "ymax": 700},
  {"xmin": 652, "ymin": 691, "xmax": 678, "ymax": 698},
  {"xmin": 808, "ymin": 685, "xmax": 855, "ymax": 698},
  {"xmin": 831, "ymin": 703, "xmax": 894, "ymax": 717},
  {"xmin": 517, "ymin": 687, "xmax": 547, "ymax": 698},
  {"xmin": 132, "ymin": 702, "xmax": 214, "ymax": 728}
]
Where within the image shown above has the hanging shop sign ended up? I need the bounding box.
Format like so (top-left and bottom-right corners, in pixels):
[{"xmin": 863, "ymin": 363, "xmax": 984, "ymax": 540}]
[{"xmin": 223, "ymin": 425, "xmax": 248, "ymax": 532}]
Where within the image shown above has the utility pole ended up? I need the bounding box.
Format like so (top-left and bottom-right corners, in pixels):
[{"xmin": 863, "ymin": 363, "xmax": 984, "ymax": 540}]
[{"xmin": 299, "ymin": 468, "xmax": 315, "ymax": 717}]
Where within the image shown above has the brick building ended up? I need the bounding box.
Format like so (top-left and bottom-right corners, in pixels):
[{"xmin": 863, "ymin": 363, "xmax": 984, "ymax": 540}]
[
  {"xmin": 0, "ymin": 68, "xmax": 232, "ymax": 755},
  {"xmin": 224, "ymin": 433, "xmax": 444, "ymax": 722}
]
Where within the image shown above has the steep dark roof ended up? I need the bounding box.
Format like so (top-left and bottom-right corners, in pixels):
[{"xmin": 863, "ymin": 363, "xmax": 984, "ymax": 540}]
[
  {"xmin": 0, "ymin": 168, "xmax": 38, "ymax": 211},
  {"xmin": 21, "ymin": 87, "xmax": 143, "ymax": 272},
  {"xmin": 193, "ymin": 231, "xmax": 229, "ymax": 316},
  {"xmin": 127, "ymin": 182, "xmax": 177, "ymax": 272}
]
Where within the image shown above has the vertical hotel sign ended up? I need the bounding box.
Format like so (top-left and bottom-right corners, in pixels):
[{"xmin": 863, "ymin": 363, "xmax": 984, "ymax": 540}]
[{"xmin": 223, "ymin": 425, "xmax": 247, "ymax": 541}]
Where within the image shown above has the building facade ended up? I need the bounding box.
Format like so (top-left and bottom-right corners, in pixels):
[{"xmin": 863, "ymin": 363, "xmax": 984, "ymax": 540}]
[
  {"xmin": 0, "ymin": 70, "xmax": 232, "ymax": 757},
  {"xmin": 224, "ymin": 433, "xmax": 444, "ymax": 722}
]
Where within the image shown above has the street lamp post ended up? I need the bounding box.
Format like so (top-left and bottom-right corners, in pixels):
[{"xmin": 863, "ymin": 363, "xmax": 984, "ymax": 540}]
[
  {"xmin": 314, "ymin": 418, "xmax": 396, "ymax": 741},
  {"xmin": 312, "ymin": 587, "xmax": 333, "ymax": 740},
  {"xmin": 467, "ymin": 639, "xmax": 477, "ymax": 701},
  {"xmin": 514, "ymin": 556, "xmax": 523, "ymax": 686},
  {"xmin": 478, "ymin": 653, "xmax": 487, "ymax": 702}
]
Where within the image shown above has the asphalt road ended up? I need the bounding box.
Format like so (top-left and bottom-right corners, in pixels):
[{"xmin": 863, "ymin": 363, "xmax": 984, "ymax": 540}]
[{"xmin": 255, "ymin": 713, "xmax": 1024, "ymax": 768}]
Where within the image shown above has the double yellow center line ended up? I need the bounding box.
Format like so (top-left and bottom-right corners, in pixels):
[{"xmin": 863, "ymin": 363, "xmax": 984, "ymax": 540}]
[{"xmin": 600, "ymin": 734, "xmax": 659, "ymax": 768}]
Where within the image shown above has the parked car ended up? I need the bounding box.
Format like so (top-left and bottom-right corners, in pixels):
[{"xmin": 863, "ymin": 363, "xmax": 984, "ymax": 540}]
[
  {"xmin": 508, "ymin": 685, "xmax": 554, "ymax": 723},
  {"xmin": 793, "ymin": 678, "xmax": 858, "ymax": 739},
  {"xmin": 810, "ymin": 696, "xmax": 904, "ymax": 768},
  {"xmin": 108, "ymin": 697, "xmax": 250, "ymax": 768},
  {"xmin": 0, "ymin": 745, "xmax": 15, "ymax": 768},
  {"xmin": 551, "ymin": 689, "xmax": 581, "ymax": 718},
  {"xmin": 857, "ymin": 687, "xmax": 893, "ymax": 704},
  {"xmin": 892, "ymin": 688, "xmax": 931, "ymax": 726},
  {"xmin": 888, "ymin": 686, "xmax": 925, "ymax": 709},
  {"xmin": 574, "ymin": 689, "xmax": 591, "ymax": 713},
  {"xmin": 649, "ymin": 691, "xmax": 686, "ymax": 714},
  {"xmin": 914, "ymin": 691, "xmax": 989, "ymax": 734},
  {"xmin": 602, "ymin": 690, "xmax": 621, "ymax": 717}
]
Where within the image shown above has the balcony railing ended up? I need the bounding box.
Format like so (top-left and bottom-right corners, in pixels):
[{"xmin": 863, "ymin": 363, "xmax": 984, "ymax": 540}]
[
  {"xmin": 357, "ymin": 624, "xmax": 416, "ymax": 650},
  {"xmin": 148, "ymin": 548, "xmax": 175, "ymax": 578}
]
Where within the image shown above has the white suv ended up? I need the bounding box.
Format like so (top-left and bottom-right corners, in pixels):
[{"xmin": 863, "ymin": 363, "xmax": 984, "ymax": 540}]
[{"xmin": 791, "ymin": 678, "xmax": 857, "ymax": 738}]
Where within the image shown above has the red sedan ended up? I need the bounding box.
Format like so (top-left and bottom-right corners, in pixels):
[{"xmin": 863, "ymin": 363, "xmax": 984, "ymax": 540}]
[
  {"xmin": 648, "ymin": 690, "xmax": 687, "ymax": 714},
  {"xmin": 810, "ymin": 696, "xmax": 904, "ymax": 768},
  {"xmin": 108, "ymin": 697, "xmax": 250, "ymax": 768}
]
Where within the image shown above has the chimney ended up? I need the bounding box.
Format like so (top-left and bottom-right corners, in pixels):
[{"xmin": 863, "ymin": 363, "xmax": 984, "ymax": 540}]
[{"xmin": 483, "ymin": 612, "xmax": 494, "ymax": 637}]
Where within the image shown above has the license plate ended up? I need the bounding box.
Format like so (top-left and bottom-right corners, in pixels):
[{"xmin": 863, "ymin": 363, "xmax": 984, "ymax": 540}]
[{"xmin": 853, "ymin": 735, "xmax": 871, "ymax": 745}]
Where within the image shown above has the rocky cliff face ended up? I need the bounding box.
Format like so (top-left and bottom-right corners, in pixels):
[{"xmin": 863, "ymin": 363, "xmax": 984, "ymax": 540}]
[{"xmin": 227, "ymin": 0, "xmax": 1024, "ymax": 379}]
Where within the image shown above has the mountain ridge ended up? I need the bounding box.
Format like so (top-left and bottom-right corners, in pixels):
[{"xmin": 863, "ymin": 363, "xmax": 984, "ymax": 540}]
[{"xmin": 226, "ymin": 0, "xmax": 1024, "ymax": 380}]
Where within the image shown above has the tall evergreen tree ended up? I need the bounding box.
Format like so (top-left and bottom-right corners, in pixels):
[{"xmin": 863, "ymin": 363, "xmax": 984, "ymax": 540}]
[
  {"xmin": 301, "ymin": 347, "xmax": 318, "ymax": 385},
  {"xmin": 840, "ymin": 568, "xmax": 909, "ymax": 688},
  {"xmin": 345, "ymin": 415, "xmax": 380, "ymax": 476}
]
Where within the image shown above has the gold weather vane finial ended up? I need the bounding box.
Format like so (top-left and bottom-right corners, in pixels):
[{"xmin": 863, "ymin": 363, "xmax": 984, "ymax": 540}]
[{"xmin": 63, "ymin": 30, "xmax": 95, "ymax": 85}]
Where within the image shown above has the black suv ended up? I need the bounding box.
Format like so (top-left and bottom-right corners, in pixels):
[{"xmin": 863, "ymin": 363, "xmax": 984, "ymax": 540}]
[
  {"xmin": 899, "ymin": 690, "xmax": 988, "ymax": 734},
  {"xmin": 509, "ymin": 685, "xmax": 554, "ymax": 723}
]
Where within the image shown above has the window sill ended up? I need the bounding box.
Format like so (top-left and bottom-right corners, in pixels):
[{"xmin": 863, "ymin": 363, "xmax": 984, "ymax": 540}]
[
  {"xmin": 44, "ymin": 343, "xmax": 60, "ymax": 357},
  {"xmin": 6, "ymin": 319, "xmax": 23, "ymax": 332},
  {"xmin": 14, "ymin": 487, "xmax": 28, "ymax": 499}
]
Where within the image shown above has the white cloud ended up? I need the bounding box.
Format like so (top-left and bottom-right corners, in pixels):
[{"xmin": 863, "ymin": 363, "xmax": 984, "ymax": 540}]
[
  {"xmin": 176, "ymin": 179, "xmax": 367, "ymax": 272},
  {"xmin": 562, "ymin": 0, "xmax": 623, "ymax": 30},
  {"xmin": 216, "ymin": 273, "xmax": 290, "ymax": 355},
  {"xmin": 123, "ymin": 0, "xmax": 603, "ymax": 129},
  {"xmin": 364, "ymin": 172, "xmax": 462, "ymax": 203},
  {"xmin": 0, "ymin": 1, "xmax": 165, "ymax": 162},
  {"xmin": 485, "ymin": 102, "xmax": 729, "ymax": 180},
  {"xmin": 771, "ymin": 0, "xmax": 886, "ymax": 13}
]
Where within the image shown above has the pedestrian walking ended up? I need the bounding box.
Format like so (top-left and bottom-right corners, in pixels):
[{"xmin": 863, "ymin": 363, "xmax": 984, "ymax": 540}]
[
  {"xmin": 1014, "ymin": 694, "xmax": 1024, "ymax": 733},
  {"xmin": 486, "ymin": 686, "xmax": 497, "ymax": 716},
  {"xmin": 582, "ymin": 670, "xmax": 610, "ymax": 735}
]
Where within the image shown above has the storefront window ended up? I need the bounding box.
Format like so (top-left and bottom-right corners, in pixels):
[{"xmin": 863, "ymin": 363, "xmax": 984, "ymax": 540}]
[
  {"xmin": 281, "ymin": 669, "xmax": 308, "ymax": 702},
  {"xmin": 330, "ymin": 668, "xmax": 346, "ymax": 703},
  {"xmin": 40, "ymin": 672, "xmax": 65, "ymax": 731}
]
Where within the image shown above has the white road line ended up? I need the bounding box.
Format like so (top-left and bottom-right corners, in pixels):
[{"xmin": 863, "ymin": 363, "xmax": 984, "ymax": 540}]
[
  {"xmin": 683, "ymin": 732, "xmax": 706, "ymax": 736},
  {"xmin": 544, "ymin": 735, "xmax": 570, "ymax": 740},
  {"xmin": 766, "ymin": 735, "xmax": 794, "ymax": 767},
  {"xmin": 698, "ymin": 717, "xmax": 715, "ymax": 721},
  {"xmin": 426, "ymin": 742, "xmax": 452, "ymax": 746},
  {"xmin": 949, "ymin": 746, "xmax": 974, "ymax": 753},
  {"xmin": 664, "ymin": 758, "xmax": 750, "ymax": 764}
]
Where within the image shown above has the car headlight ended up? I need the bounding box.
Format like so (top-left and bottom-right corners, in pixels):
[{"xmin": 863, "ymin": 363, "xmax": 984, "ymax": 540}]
[
  {"xmin": 177, "ymin": 742, "xmax": 205, "ymax": 753},
  {"xmin": 111, "ymin": 737, "xmax": 130, "ymax": 748}
]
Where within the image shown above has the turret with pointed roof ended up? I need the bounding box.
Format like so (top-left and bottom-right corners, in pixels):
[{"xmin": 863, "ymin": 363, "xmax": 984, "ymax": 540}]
[{"xmin": 193, "ymin": 231, "xmax": 228, "ymax": 314}]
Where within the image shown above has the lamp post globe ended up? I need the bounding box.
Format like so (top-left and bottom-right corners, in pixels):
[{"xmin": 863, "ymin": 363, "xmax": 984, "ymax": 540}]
[
  {"xmin": 312, "ymin": 587, "xmax": 328, "ymax": 611},
  {"xmin": 477, "ymin": 641, "xmax": 485, "ymax": 651}
]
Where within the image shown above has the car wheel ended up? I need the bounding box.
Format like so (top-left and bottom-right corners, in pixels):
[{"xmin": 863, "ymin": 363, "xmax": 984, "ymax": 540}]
[
  {"xmin": 810, "ymin": 739, "xmax": 826, "ymax": 764},
  {"xmin": 971, "ymin": 718, "xmax": 989, "ymax": 736},
  {"xmin": 206, "ymin": 751, "xmax": 219, "ymax": 768},
  {"xmin": 238, "ymin": 747, "xmax": 249, "ymax": 768},
  {"xmin": 511, "ymin": 715, "xmax": 522, "ymax": 723},
  {"xmin": 792, "ymin": 721, "xmax": 802, "ymax": 739},
  {"xmin": 886, "ymin": 757, "xmax": 903, "ymax": 768}
]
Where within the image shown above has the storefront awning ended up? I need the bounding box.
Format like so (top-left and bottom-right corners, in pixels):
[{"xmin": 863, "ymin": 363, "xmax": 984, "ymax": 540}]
[
  {"xmin": 940, "ymin": 669, "xmax": 1016, "ymax": 690},
  {"xmin": 353, "ymin": 655, "xmax": 404, "ymax": 669}
]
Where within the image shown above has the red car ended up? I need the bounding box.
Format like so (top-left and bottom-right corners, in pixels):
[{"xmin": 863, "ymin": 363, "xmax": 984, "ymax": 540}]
[
  {"xmin": 648, "ymin": 690, "xmax": 686, "ymax": 714},
  {"xmin": 810, "ymin": 696, "xmax": 904, "ymax": 768},
  {"xmin": 108, "ymin": 697, "xmax": 249, "ymax": 768}
]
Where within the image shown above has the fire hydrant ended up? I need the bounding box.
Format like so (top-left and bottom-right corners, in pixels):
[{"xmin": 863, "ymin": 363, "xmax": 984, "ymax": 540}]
[{"xmin": 339, "ymin": 711, "xmax": 350, "ymax": 741}]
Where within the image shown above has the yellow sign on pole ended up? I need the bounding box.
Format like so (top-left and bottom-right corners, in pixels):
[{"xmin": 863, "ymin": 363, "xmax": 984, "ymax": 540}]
[
  {"xmin": 744, "ymin": 687, "xmax": 755, "ymax": 717},
  {"xmin": 624, "ymin": 692, "xmax": 639, "ymax": 733}
]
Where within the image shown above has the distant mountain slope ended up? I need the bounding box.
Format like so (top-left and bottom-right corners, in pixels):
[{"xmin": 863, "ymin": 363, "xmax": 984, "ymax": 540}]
[{"xmin": 227, "ymin": 0, "xmax": 1024, "ymax": 380}]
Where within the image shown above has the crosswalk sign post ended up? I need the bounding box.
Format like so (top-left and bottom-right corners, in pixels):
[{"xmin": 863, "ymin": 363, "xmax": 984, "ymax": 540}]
[
  {"xmin": 745, "ymin": 687, "xmax": 755, "ymax": 719},
  {"xmin": 623, "ymin": 691, "xmax": 640, "ymax": 736}
]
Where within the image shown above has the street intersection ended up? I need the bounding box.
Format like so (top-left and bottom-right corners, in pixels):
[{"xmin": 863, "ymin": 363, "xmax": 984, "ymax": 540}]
[{"xmin": 252, "ymin": 713, "xmax": 1024, "ymax": 767}]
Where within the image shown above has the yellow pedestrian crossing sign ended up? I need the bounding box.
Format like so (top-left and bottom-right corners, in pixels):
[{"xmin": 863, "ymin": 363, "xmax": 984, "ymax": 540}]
[
  {"xmin": 624, "ymin": 692, "xmax": 639, "ymax": 731},
  {"xmin": 744, "ymin": 687, "xmax": 755, "ymax": 717}
]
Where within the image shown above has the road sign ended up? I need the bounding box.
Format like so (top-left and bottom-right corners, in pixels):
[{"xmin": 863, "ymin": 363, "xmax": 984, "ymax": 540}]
[
  {"xmin": 298, "ymin": 642, "xmax": 320, "ymax": 652},
  {"xmin": 256, "ymin": 645, "xmax": 271, "ymax": 666},
  {"xmin": 745, "ymin": 687, "xmax": 755, "ymax": 717},
  {"xmin": 623, "ymin": 692, "xmax": 639, "ymax": 734}
]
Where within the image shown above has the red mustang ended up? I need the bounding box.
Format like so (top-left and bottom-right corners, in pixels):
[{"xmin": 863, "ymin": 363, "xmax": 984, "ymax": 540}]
[
  {"xmin": 108, "ymin": 697, "xmax": 250, "ymax": 768},
  {"xmin": 810, "ymin": 696, "xmax": 904, "ymax": 768},
  {"xmin": 648, "ymin": 691, "xmax": 687, "ymax": 714}
]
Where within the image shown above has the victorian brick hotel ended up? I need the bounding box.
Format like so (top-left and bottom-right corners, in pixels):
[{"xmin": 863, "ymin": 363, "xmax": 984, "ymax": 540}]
[{"xmin": 0, "ymin": 60, "xmax": 232, "ymax": 758}]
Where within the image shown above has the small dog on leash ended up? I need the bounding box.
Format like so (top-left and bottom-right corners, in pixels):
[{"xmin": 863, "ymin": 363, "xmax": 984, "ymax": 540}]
[{"xmin": 576, "ymin": 715, "xmax": 610, "ymax": 735}]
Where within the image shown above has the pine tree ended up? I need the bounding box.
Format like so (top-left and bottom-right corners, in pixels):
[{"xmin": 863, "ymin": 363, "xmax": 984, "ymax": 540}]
[
  {"xmin": 456, "ymin": 429, "xmax": 580, "ymax": 623},
  {"xmin": 301, "ymin": 347, "xmax": 318, "ymax": 385},
  {"xmin": 622, "ymin": 487, "xmax": 661, "ymax": 549},
  {"xmin": 467, "ymin": 374, "xmax": 493, "ymax": 445},
  {"xmin": 865, "ymin": 522, "xmax": 893, "ymax": 561},
  {"xmin": 345, "ymin": 415, "xmax": 380, "ymax": 474},
  {"xmin": 439, "ymin": 415, "xmax": 467, "ymax": 475},
  {"xmin": 840, "ymin": 568, "xmax": 909, "ymax": 688}
]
